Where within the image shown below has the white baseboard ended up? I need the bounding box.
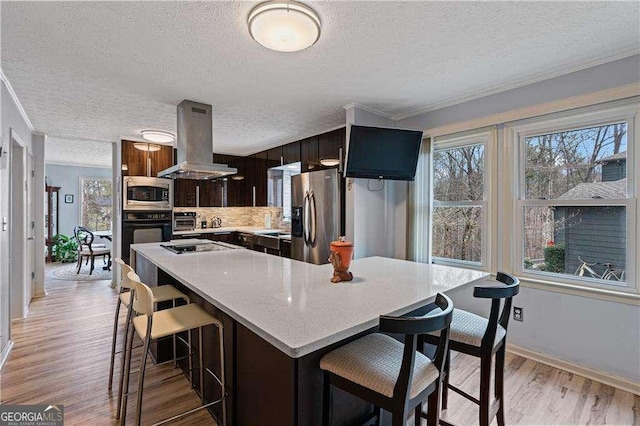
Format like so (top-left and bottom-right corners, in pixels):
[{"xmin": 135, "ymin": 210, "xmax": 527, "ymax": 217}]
[
  {"xmin": 0, "ymin": 340, "xmax": 14, "ymax": 372},
  {"xmin": 507, "ymin": 343, "xmax": 640, "ymax": 396}
]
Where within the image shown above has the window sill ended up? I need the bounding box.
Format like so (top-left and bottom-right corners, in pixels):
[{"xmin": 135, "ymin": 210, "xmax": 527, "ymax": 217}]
[
  {"xmin": 517, "ymin": 275, "xmax": 640, "ymax": 306},
  {"xmin": 432, "ymin": 258, "xmax": 487, "ymax": 272}
]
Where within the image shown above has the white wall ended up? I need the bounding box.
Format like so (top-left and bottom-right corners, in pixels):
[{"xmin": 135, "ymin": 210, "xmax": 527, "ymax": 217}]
[
  {"xmin": 396, "ymin": 55, "xmax": 640, "ymax": 384},
  {"xmin": 344, "ymin": 105, "xmax": 408, "ymax": 260},
  {"xmin": 1, "ymin": 79, "xmax": 34, "ymax": 350},
  {"xmin": 45, "ymin": 164, "xmax": 112, "ymax": 237}
]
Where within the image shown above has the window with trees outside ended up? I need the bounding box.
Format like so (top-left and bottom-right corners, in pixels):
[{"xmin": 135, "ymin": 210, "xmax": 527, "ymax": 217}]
[
  {"xmin": 431, "ymin": 130, "xmax": 494, "ymax": 267},
  {"xmin": 80, "ymin": 177, "xmax": 113, "ymax": 231},
  {"xmin": 513, "ymin": 104, "xmax": 636, "ymax": 289}
]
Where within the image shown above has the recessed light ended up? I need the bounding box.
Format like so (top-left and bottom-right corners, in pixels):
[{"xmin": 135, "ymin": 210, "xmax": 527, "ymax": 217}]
[
  {"xmin": 248, "ymin": 1, "xmax": 321, "ymax": 52},
  {"xmin": 141, "ymin": 130, "xmax": 175, "ymax": 144},
  {"xmin": 232, "ymin": 175, "xmax": 245, "ymax": 181}
]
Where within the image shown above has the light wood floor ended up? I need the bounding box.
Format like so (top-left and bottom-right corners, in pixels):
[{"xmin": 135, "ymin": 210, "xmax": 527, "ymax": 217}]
[
  {"xmin": 1, "ymin": 264, "xmax": 638, "ymax": 425},
  {"xmin": 0, "ymin": 264, "xmax": 214, "ymax": 426}
]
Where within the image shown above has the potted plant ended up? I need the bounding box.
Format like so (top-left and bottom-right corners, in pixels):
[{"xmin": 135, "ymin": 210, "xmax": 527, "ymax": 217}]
[{"xmin": 51, "ymin": 234, "xmax": 78, "ymax": 263}]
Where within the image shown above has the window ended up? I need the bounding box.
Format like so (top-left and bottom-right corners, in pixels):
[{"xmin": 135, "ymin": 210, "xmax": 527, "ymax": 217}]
[
  {"xmin": 512, "ymin": 103, "xmax": 637, "ymax": 290},
  {"xmin": 80, "ymin": 177, "xmax": 113, "ymax": 231},
  {"xmin": 431, "ymin": 130, "xmax": 495, "ymax": 267}
]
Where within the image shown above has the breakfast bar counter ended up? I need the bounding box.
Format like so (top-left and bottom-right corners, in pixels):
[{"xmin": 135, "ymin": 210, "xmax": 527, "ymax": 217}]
[{"xmin": 130, "ymin": 242, "xmax": 488, "ymax": 425}]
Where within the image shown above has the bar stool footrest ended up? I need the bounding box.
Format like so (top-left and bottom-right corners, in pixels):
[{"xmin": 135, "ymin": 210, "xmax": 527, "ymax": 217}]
[
  {"xmin": 151, "ymin": 393, "xmax": 227, "ymax": 426},
  {"xmin": 448, "ymin": 383, "xmax": 480, "ymax": 405}
]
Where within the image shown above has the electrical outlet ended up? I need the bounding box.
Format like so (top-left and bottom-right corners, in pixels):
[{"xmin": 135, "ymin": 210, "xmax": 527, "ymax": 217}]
[{"xmin": 513, "ymin": 306, "xmax": 523, "ymax": 322}]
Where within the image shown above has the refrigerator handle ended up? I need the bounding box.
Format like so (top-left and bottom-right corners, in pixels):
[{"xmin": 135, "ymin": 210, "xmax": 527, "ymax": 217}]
[
  {"xmin": 303, "ymin": 191, "xmax": 310, "ymax": 245},
  {"xmin": 310, "ymin": 190, "xmax": 317, "ymax": 246}
]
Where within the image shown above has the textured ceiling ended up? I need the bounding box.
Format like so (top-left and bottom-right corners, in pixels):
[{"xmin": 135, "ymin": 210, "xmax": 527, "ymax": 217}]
[
  {"xmin": 45, "ymin": 137, "xmax": 112, "ymax": 168},
  {"xmin": 2, "ymin": 1, "xmax": 639, "ymax": 163}
]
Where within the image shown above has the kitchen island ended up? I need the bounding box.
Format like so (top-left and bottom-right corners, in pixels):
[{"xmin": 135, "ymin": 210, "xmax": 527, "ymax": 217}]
[{"xmin": 130, "ymin": 242, "xmax": 488, "ymax": 426}]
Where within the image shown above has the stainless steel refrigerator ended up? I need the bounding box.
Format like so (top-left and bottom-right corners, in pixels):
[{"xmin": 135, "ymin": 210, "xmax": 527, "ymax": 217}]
[{"xmin": 291, "ymin": 169, "xmax": 341, "ymax": 264}]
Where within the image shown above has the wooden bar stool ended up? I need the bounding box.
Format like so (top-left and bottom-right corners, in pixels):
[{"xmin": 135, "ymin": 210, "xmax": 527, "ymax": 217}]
[
  {"xmin": 119, "ymin": 272, "xmax": 227, "ymax": 426},
  {"xmin": 426, "ymin": 272, "xmax": 519, "ymax": 426},
  {"xmin": 108, "ymin": 258, "xmax": 190, "ymax": 391},
  {"xmin": 320, "ymin": 293, "xmax": 453, "ymax": 426}
]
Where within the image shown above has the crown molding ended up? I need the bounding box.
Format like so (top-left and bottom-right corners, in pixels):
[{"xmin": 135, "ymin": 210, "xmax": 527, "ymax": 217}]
[
  {"xmin": 0, "ymin": 69, "xmax": 35, "ymax": 132},
  {"xmin": 45, "ymin": 160, "xmax": 112, "ymax": 169},
  {"xmin": 392, "ymin": 49, "xmax": 640, "ymax": 122},
  {"xmin": 342, "ymin": 102, "xmax": 394, "ymax": 119}
]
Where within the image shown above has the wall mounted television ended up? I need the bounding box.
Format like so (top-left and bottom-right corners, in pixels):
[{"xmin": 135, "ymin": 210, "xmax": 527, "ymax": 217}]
[{"xmin": 344, "ymin": 125, "xmax": 423, "ymax": 181}]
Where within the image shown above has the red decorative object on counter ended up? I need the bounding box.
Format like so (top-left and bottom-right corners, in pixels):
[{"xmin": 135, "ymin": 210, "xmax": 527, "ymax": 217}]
[{"xmin": 329, "ymin": 237, "xmax": 354, "ymax": 283}]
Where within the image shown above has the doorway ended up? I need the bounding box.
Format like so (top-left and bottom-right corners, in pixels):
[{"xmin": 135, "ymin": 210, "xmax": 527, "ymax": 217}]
[{"xmin": 9, "ymin": 129, "xmax": 31, "ymax": 320}]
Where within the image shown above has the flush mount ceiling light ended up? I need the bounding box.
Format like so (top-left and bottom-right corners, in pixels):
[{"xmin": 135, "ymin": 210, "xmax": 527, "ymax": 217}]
[
  {"xmin": 133, "ymin": 142, "xmax": 162, "ymax": 152},
  {"xmin": 231, "ymin": 175, "xmax": 245, "ymax": 181},
  {"xmin": 320, "ymin": 158, "xmax": 340, "ymax": 167},
  {"xmin": 140, "ymin": 130, "xmax": 175, "ymax": 144},
  {"xmin": 248, "ymin": 1, "xmax": 321, "ymax": 52}
]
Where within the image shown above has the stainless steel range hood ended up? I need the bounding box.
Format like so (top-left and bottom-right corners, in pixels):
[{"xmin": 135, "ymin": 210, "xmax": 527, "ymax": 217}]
[{"xmin": 158, "ymin": 100, "xmax": 237, "ymax": 179}]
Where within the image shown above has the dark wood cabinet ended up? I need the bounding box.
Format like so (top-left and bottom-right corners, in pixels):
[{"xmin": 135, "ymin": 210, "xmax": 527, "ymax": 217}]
[
  {"xmin": 173, "ymin": 179, "xmax": 198, "ymax": 207},
  {"xmin": 300, "ymin": 136, "xmax": 320, "ymax": 172},
  {"xmin": 318, "ymin": 128, "xmax": 346, "ymax": 170},
  {"xmin": 121, "ymin": 140, "xmax": 173, "ymax": 177},
  {"xmin": 45, "ymin": 186, "xmax": 60, "ymax": 262},
  {"xmin": 199, "ymin": 179, "xmax": 225, "ymax": 207},
  {"xmin": 204, "ymin": 232, "xmax": 236, "ymax": 244},
  {"xmin": 283, "ymin": 141, "xmax": 300, "ymax": 164},
  {"xmin": 245, "ymin": 155, "xmax": 267, "ymax": 207},
  {"xmin": 223, "ymin": 156, "xmax": 268, "ymax": 207},
  {"xmin": 174, "ymin": 179, "xmax": 225, "ymax": 207},
  {"xmin": 267, "ymin": 146, "xmax": 283, "ymax": 169}
]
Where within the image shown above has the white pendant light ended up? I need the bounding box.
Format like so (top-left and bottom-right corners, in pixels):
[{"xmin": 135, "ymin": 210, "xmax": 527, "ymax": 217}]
[
  {"xmin": 248, "ymin": 1, "xmax": 321, "ymax": 52},
  {"xmin": 140, "ymin": 130, "xmax": 175, "ymax": 144}
]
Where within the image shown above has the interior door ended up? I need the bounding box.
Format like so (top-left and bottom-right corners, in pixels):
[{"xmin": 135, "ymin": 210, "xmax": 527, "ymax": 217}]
[{"xmin": 26, "ymin": 154, "xmax": 34, "ymax": 307}]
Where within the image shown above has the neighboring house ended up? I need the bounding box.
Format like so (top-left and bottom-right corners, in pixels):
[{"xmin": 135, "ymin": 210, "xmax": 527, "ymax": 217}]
[{"xmin": 554, "ymin": 153, "xmax": 626, "ymax": 277}]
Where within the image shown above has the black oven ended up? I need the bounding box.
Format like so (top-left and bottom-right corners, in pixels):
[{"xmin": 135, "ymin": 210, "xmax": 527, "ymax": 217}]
[
  {"xmin": 123, "ymin": 176, "xmax": 173, "ymax": 211},
  {"xmin": 121, "ymin": 211, "xmax": 172, "ymax": 264}
]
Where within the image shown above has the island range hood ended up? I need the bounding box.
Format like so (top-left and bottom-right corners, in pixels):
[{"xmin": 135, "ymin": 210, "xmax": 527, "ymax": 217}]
[{"xmin": 158, "ymin": 100, "xmax": 237, "ymax": 179}]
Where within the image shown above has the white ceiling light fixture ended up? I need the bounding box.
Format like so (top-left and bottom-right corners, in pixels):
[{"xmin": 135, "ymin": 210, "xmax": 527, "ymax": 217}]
[
  {"xmin": 133, "ymin": 142, "xmax": 162, "ymax": 152},
  {"xmin": 141, "ymin": 130, "xmax": 175, "ymax": 144},
  {"xmin": 248, "ymin": 1, "xmax": 321, "ymax": 53},
  {"xmin": 320, "ymin": 158, "xmax": 340, "ymax": 167}
]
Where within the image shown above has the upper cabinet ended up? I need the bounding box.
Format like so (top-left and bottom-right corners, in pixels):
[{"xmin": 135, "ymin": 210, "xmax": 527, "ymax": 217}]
[
  {"xmin": 300, "ymin": 136, "xmax": 319, "ymax": 172},
  {"xmin": 318, "ymin": 128, "xmax": 346, "ymax": 170},
  {"xmin": 283, "ymin": 141, "xmax": 301, "ymax": 164},
  {"xmin": 224, "ymin": 155, "xmax": 267, "ymax": 207},
  {"xmin": 174, "ymin": 179, "xmax": 225, "ymax": 208},
  {"xmin": 170, "ymin": 128, "xmax": 345, "ymax": 208},
  {"xmin": 121, "ymin": 140, "xmax": 173, "ymax": 177},
  {"xmin": 267, "ymin": 146, "xmax": 282, "ymax": 169}
]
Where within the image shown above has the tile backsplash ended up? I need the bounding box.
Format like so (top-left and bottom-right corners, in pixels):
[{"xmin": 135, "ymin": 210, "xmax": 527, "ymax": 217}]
[{"xmin": 174, "ymin": 206, "xmax": 288, "ymax": 230}]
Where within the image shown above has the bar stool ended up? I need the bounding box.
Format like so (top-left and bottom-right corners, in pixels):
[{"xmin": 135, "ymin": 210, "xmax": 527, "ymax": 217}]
[
  {"xmin": 119, "ymin": 271, "xmax": 227, "ymax": 426},
  {"xmin": 320, "ymin": 293, "xmax": 453, "ymax": 426},
  {"xmin": 108, "ymin": 258, "xmax": 191, "ymax": 391},
  {"xmin": 426, "ymin": 272, "xmax": 519, "ymax": 426}
]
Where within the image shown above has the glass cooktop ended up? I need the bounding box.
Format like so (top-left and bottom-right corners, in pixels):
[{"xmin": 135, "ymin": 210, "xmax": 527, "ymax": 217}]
[{"xmin": 160, "ymin": 241, "xmax": 239, "ymax": 254}]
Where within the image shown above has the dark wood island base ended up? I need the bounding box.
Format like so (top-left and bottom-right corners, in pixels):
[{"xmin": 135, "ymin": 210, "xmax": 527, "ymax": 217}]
[{"xmin": 137, "ymin": 258, "xmax": 376, "ymax": 426}]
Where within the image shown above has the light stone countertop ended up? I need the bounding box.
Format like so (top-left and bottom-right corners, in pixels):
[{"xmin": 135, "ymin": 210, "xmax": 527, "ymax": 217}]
[{"xmin": 131, "ymin": 243, "xmax": 488, "ymax": 358}]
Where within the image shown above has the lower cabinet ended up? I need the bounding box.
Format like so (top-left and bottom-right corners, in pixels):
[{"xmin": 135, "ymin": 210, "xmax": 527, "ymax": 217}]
[
  {"xmin": 204, "ymin": 232, "xmax": 236, "ymax": 244},
  {"xmin": 171, "ymin": 232, "xmax": 291, "ymax": 257},
  {"xmin": 280, "ymin": 240, "xmax": 291, "ymax": 258}
]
